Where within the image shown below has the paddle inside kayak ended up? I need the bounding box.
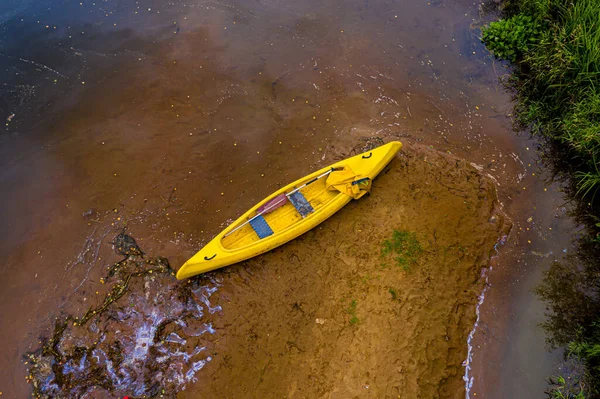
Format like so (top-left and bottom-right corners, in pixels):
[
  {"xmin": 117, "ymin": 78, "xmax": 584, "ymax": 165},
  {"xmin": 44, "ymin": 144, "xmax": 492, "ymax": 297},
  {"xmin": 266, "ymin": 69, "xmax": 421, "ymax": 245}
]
[{"xmin": 176, "ymin": 141, "xmax": 402, "ymax": 279}]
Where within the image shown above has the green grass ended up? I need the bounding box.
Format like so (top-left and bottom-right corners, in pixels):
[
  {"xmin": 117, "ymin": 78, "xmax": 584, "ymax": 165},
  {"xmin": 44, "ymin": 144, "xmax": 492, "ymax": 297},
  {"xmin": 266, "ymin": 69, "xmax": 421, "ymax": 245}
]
[
  {"xmin": 347, "ymin": 300, "xmax": 359, "ymax": 324},
  {"xmin": 483, "ymin": 0, "xmax": 600, "ymax": 202},
  {"xmin": 361, "ymin": 273, "xmax": 376, "ymax": 284},
  {"xmin": 388, "ymin": 288, "xmax": 398, "ymax": 300},
  {"xmin": 576, "ymin": 161, "xmax": 600, "ymax": 201},
  {"xmin": 381, "ymin": 229, "xmax": 423, "ymax": 271},
  {"xmin": 547, "ymin": 375, "xmax": 587, "ymax": 398}
]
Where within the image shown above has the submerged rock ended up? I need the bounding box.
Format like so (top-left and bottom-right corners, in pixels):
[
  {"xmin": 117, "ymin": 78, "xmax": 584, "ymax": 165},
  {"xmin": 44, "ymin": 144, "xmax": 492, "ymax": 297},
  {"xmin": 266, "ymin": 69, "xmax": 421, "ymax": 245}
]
[{"xmin": 113, "ymin": 231, "xmax": 144, "ymax": 258}]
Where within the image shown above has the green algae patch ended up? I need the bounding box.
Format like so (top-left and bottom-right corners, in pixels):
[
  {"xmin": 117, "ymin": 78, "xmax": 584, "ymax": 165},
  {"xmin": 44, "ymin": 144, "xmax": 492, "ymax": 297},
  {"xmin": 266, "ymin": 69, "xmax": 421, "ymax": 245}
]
[{"xmin": 381, "ymin": 229, "xmax": 423, "ymax": 271}]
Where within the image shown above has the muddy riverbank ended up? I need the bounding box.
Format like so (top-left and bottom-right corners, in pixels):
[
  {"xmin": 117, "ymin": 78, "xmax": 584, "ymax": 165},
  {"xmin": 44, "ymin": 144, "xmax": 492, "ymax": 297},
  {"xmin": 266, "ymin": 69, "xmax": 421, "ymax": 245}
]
[
  {"xmin": 26, "ymin": 144, "xmax": 510, "ymax": 398},
  {"xmin": 178, "ymin": 144, "xmax": 509, "ymax": 398}
]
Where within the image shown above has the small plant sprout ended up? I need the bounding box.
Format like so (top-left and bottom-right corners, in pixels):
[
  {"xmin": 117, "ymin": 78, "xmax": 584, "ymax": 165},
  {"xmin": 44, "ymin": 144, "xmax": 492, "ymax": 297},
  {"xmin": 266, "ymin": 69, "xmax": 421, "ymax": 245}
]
[
  {"xmin": 381, "ymin": 229, "xmax": 423, "ymax": 271},
  {"xmin": 347, "ymin": 300, "xmax": 359, "ymax": 324}
]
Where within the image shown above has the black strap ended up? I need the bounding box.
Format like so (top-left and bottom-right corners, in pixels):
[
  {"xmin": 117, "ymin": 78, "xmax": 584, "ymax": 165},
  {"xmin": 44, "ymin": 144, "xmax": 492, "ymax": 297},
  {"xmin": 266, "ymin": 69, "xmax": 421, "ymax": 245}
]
[{"xmin": 351, "ymin": 177, "xmax": 371, "ymax": 186}]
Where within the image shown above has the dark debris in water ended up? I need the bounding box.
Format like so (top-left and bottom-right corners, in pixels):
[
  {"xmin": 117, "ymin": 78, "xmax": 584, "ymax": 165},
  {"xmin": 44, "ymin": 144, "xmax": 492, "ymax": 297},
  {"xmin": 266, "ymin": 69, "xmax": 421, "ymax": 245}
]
[
  {"xmin": 26, "ymin": 254, "xmax": 221, "ymax": 398},
  {"xmin": 113, "ymin": 230, "xmax": 144, "ymax": 258},
  {"xmin": 351, "ymin": 136, "xmax": 386, "ymax": 154}
]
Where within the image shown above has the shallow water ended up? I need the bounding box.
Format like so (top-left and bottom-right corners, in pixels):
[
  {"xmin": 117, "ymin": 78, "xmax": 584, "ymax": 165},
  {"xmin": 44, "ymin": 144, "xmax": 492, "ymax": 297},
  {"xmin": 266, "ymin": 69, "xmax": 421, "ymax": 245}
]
[
  {"xmin": 0, "ymin": 0, "xmax": 568, "ymax": 397},
  {"xmin": 27, "ymin": 257, "xmax": 220, "ymax": 397}
]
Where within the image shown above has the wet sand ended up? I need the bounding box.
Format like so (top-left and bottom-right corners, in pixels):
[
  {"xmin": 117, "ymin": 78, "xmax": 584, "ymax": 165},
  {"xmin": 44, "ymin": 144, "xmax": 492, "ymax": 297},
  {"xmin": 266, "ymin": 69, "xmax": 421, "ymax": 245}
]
[
  {"xmin": 26, "ymin": 144, "xmax": 509, "ymax": 398},
  {"xmin": 180, "ymin": 144, "xmax": 508, "ymax": 398},
  {"xmin": 0, "ymin": 0, "xmax": 570, "ymax": 397}
]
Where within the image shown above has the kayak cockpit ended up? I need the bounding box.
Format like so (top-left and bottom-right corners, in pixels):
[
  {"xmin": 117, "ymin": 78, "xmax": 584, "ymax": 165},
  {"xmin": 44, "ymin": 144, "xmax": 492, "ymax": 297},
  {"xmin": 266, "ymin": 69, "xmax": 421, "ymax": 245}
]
[{"xmin": 220, "ymin": 176, "xmax": 337, "ymax": 251}]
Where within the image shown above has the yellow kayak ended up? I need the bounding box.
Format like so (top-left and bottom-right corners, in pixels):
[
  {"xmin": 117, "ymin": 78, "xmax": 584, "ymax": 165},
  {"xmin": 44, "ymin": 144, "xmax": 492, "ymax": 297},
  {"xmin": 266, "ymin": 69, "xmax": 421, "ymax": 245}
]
[{"xmin": 176, "ymin": 141, "xmax": 402, "ymax": 279}]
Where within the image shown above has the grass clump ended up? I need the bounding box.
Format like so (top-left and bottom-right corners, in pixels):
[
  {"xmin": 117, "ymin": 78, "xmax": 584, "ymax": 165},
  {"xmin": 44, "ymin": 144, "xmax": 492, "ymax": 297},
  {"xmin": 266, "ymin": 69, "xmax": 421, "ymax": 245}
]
[
  {"xmin": 547, "ymin": 375, "xmax": 587, "ymax": 398},
  {"xmin": 381, "ymin": 229, "xmax": 423, "ymax": 271}
]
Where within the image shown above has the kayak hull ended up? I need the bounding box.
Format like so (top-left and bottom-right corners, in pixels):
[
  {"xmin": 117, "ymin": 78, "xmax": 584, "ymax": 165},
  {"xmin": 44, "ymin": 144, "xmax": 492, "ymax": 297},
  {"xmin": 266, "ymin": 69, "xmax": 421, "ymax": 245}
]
[{"xmin": 176, "ymin": 141, "xmax": 402, "ymax": 279}]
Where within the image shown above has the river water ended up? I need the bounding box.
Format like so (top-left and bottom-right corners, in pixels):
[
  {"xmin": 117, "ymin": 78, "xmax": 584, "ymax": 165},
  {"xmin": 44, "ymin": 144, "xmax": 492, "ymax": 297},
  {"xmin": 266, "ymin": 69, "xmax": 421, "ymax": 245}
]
[{"xmin": 0, "ymin": 0, "xmax": 570, "ymax": 397}]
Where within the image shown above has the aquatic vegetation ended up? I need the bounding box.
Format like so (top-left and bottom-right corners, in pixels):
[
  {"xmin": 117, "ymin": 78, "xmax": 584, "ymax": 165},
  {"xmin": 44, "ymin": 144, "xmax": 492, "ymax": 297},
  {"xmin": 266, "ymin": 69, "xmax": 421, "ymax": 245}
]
[
  {"xmin": 547, "ymin": 375, "xmax": 587, "ymax": 399},
  {"xmin": 381, "ymin": 229, "xmax": 423, "ymax": 271},
  {"xmin": 481, "ymin": 15, "xmax": 541, "ymax": 62},
  {"xmin": 112, "ymin": 230, "xmax": 144, "ymax": 259},
  {"xmin": 568, "ymin": 320, "xmax": 600, "ymax": 392},
  {"xmin": 482, "ymin": 0, "xmax": 600, "ymax": 205},
  {"xmin": 26, "ymin": 256, "xmax": 221, "ymax": 398},
  {"xmin": 535, "ymin": 245, "xmax": 600, "ymax": 396}
]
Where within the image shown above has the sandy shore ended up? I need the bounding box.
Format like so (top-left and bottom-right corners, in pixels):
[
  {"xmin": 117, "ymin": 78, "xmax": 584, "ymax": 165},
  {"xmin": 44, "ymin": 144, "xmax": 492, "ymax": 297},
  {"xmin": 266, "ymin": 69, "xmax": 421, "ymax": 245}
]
[{"xmin": 181, "ymin": 144, "xmax": 510, "ymax": 399}]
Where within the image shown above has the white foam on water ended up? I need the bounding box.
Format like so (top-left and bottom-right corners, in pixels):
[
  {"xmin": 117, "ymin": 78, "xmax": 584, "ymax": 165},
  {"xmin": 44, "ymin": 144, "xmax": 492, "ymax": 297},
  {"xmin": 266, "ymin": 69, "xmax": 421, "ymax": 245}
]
[
  {"xmin": 462, "ymin": 266, "xmax": 489, "ymax": 398},
  {"xmin": 463, "ymin": 237, "xmax": 505, "ymax": 399},
  {"xmin": 185, "ymin": 358, "xmax": 210, "ymax": 382},
  {"xmin": 194, "ymin": 285, "xmax": 223, "ymax": 314},
  {"xmin": 34, "ymin": 272, "xmax": 223, "ymax": 397},
  {"xmin": 130, "ymin": 317, "xmax": 158, "ymax": 362}
]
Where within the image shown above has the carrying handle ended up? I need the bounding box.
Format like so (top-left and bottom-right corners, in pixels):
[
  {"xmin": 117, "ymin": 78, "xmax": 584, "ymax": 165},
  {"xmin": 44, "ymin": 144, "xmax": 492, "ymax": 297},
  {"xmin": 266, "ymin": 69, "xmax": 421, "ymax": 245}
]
[
  {"xmin": 204, "ymin": 254, "xmax": 217, "ymax": 260},
  {"xmin": 362, "ymin": 152, "xmax": 372, "ymax": 159}
]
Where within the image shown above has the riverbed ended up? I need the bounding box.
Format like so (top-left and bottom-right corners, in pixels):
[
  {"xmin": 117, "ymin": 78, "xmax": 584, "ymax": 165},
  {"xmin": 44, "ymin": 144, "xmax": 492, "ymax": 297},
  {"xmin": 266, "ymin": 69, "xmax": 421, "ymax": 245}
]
[{"xmin": 0, "ymin": 0, "xmax": 569, "ymax": 397}]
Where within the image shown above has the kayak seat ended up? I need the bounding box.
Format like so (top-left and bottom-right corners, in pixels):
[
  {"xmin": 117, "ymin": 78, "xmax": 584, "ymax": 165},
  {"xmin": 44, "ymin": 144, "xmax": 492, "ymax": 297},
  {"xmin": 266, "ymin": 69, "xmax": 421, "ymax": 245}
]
[
  {"xmin": 288, "ymin": 191, "xmax": 314, "ymax": 218},
  {"xmin": 249, "ymin": 215, "xmax": 274, "ymax": 239}
]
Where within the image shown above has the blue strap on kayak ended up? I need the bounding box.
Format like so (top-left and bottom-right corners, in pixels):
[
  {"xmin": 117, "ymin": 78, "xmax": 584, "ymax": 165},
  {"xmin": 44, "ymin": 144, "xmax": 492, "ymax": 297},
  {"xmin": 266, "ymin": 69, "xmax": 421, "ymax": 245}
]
[
  {"xmin": 288, "ymin": 191, "xmax": 314, "ymax": 218},
  {"xmin": 249, "ymin": 215, "xmax": 274, "ymax": 239}
]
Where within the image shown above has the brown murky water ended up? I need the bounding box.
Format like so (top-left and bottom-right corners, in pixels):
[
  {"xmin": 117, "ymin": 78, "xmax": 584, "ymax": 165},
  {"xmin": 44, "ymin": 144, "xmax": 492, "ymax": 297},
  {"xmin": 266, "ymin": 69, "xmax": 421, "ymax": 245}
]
[{"xmin": 1, "ymin": 0, "xmax": 571, "ymax": 397}]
